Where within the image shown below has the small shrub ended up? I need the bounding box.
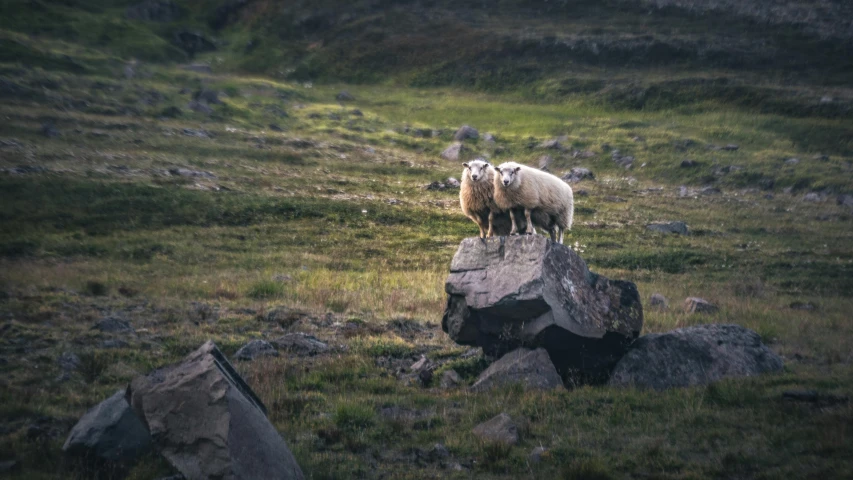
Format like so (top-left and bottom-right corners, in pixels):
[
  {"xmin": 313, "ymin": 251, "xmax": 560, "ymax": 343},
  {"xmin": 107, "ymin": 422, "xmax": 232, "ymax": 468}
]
[
  {"xmin": 560, "ymin": 457, "xmax": 613, "ymax": 480},
  {"xmin": 352, "ymin": 336, "xmax": 414, "ymax": 358},
  {"xmin": 246, "ymin": 280, "xmax": 284, "ymax": 299},
  {"xmin": 84, "ymin": 280, "xmax": 109, "ymax": 296},
  {"xmin": 78, "ymin": 351, "xmax": 114, "ymax": 383},
  {"xmin": 334, "ymin": 403, "xmax": 375, "ymax": 431}
]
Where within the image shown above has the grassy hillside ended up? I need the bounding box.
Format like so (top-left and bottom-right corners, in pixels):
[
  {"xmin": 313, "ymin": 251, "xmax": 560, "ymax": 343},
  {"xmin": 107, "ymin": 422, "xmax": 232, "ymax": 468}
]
[{"xmin": 0, "ymin": 1, "xmax": 852, "ymax": 479}]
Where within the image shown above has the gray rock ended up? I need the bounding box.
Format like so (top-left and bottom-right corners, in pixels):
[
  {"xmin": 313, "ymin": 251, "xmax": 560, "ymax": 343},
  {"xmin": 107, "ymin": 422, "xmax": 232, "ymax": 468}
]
[
  {"xmin": 188, "ymin": 100, "xmax": 213, "ymax": 115},
  {"xmin": 442, "ymin": 236, "xmax": 643, "ymax": 381},
  {"xmin": 684, "ymin": 297, "xmax": 718, "ymax": 314},
  {"xmin": 58, "ymin": 352, "xmax": 80, "ymax": 371},
  {"xmin": 471, "ymin": 348, "xmax": 563, "ymax": 392},
  {"xmin": 439, "ymin": 369, "xmax": 463, "ymax": 388},
  {"xmin": 264, "ymin": 307, "xmax": 309, "ymax": 328},
  {"xmin": 837, "ymin": 194, "xmax": 853, "ymax": 207},
  {"xmin": 336, "ymin": 91, "xmax": 355, "ymax": 101},
  {"xmin": 350, "ymin": 109, "xmax": 363, "ymax": 116},
  {"xmin": 453, "ymin": 125, "xmax": 479, "ymax": 141},
  {"xmin": 483, "ymin": 133, "xmax": 496, "ymax": 145},
  {"xmin": 128, "ymin": 341, "xmax": 304, "ymax": 479},
  {"xmin": 612, "ymin": 153, "xmax": 634, "ymax": 169},
  {"xmin": 472, "ymin": 413, "xmax": 518, "ymax": 446},
  {"xmin": 646, "ymin": 221, "xmax": 688, "ymax": 235},
  {"xmin": 126, "ymin": 0, "xmax": 182, "ymax": 22},
  {"xmin": 173, "ymin": 30, "xmax": 216, "ymax": 56},
  {"xmin": 446, "ymin": 177, "xmax": 461, "ymax": 188},
  {"xmin": 168, "ymin": 167, "xmax": 215, "ymax": 178},
  {"xmin": 649, "ymin": 293, "xmax": 668, "ymax": 309},
  {"xmin": 803, "ymin": 192, "xmax": 824, "ymax": 202},
  {"xmin": 609, "ymin": 324, "xmax": 784, "ymax": 390},
  {"xmin": 700, "ymin": 186, "xmax": 722, "ymax": 195},
  {"xmin": 573, "ymin": 150, "xmax": 596, "ymax": 159},
  {"xmin": 561, "ymin": 167, "xmax": 594, "ymax": 183},
  {"xmin": 193, "ymin": 89, "xmax": 220, "ymax": 104},
  {"xmin": 529, "ymin": 446, "xmax": 548, "ymax": 464},
  {"xmin": 180, "ymin": 128, "xmax": 212, "ymax": 138},
  {"xmin": 538, "ymin": 155, "xmax": 553, "ymax": 171},
  {"xmin": 273, "ymin": 333, "xmax": 328, "ymax": 356},
  {"xmin": 440, "ymin": 142, "xmax": 464, "ymax": 161},
  {"xmin": 428, "ymin": 443, "xmax": 450, "ymax": 461},
  {"xmin": 538, "ymin": 139, "xmax": 563, "ymax": 150},
  {"xmin": 680, "ymin": 159, "xmax": 698, "ymax": 168},
  {"xmin": 41, "ymin": 123, "xmax": 60, "ymax": 138},
  {"xmin": 101, "ymin": 339, "xmax": 129, "ymax": 349},
  {"xmin": 63, "ymin": 390, "xmax": 152, "ymax": 463},
  {"xmin": 784, "ymin": 157, "xmax": 800, "ymax": 165},
  {"xmin": 234, "ymin": 339, "xmax": 278, "ymax": 361},
  {"xmin": 93, "ymin": 317, "xmax": 133, "ymax": 333}
]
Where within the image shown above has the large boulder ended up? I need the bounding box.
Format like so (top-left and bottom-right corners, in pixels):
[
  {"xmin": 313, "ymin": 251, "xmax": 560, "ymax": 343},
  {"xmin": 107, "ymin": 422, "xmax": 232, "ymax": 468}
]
[
  {"xmin": 63, "ymin": 389, "xmax": 152, "ymax": 464},
  {"xmin": 471, "ymin": 348, "xmax": 562, "ymax": 392},
  {"xmin": 609, "ymin": 324, "xmax": 784, "ymax": 390},
  {"xmin": 442, "ymin": 236, "xmax": 643, "ymax": 381},
  {"xmin": 472, "ymin": 413, "xmax": 518, "ymax": 445},
  {"xmin": 128, "ymin": 341, "xmax": 304, "ymax": 480}
]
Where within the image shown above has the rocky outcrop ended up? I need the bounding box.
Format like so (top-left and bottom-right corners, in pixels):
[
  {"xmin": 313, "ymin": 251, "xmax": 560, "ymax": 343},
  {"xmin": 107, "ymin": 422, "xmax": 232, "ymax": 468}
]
[
  {"xmin": 440, "ymin": 142, "xmax": 465, "ymax": 161},
  {"xmin": 646, "ymin": 221, "xmax": 688, "ymax": 235},
  {"xmin": 128, "ymin": 341, "xmax": 304, "ymax": 480},
  {"xmin": 472, "ymin": 413, "xmax": 518, "ymax": 445},
  {"xmin": 63, "ymin": 390, "xmax": 152, "ymax": 464},
  {"xmin": 470, "ymin": 348, "xmax": 562, "ymax": 392},
  {"xmin": 442, "ymin": 236, "xmax": 643, "ymax": 382},
  {"xmin": 609, "ymin": 324, "xmax": 783, "ymax": 390},
  {"xmin": 453, "ymin": 125, "xmax": 479, "ymax": 141}
]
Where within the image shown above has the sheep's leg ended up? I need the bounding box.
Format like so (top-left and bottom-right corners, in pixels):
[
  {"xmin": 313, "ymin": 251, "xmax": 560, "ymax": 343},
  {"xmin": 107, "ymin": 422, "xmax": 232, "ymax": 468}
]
[
  {"xmin": 466, "ymin": 214, "xmax": 486, "ymax": 238},
  {"xmin": 487, "ymin": 211, "xmax": 495, "ymax": 237},
  {"xmin": 509, "ymin": 209, "xmax": 519, "ymax": 235},
  {"xmin": 524, "ymin": 209, "xmax": 536, "ymax": 235},
  {"xmin": 549, "ymin": 225, "xmax": 557, "ymax": 242},
  {"xmin": 558, "ymin": 228, "xmax": 564, "ymax": 244}
]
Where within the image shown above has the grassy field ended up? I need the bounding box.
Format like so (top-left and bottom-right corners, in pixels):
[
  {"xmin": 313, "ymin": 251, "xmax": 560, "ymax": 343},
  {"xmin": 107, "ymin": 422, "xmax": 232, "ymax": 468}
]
[{"xmin": 1, "ymin": 1, "xmax": 853, "ymax": 478}]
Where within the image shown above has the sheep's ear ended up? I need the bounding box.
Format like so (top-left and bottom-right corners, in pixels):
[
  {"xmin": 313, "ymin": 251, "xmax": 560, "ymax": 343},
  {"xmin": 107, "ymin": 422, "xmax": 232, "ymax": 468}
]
[
  {"xmin": 514, "ymin": 166, "xmax": 521, "ymax": 173},
  {"xmin": 484, "ymin": 162, "xmax": 491, "ymax": 168},
  {"xmin": 462, "ymin": 163, "xmax": 469, "ymax": 168}
]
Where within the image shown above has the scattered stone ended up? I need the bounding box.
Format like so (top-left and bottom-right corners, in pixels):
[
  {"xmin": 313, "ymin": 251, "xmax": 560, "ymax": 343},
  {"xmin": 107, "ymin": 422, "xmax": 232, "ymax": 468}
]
[
  {"xmin": 782, "ymin": 390, "xmax": 849, "ymax": 406},
  {"xmin": 440, "ymin": 142, "xmax": 464, "ymax": 162},
  {"xmin": 128, "ymin": 341, "xmax": 304, "ymax": 479},
  {"xmin": 683, "ymin": 297, "xmax": 718, "ymax": 314},
  {"xmin": 612, "ymin": 152, "xmax": 634, "ymax": 169},
  {"xmin": 649, "ymin": 294, "xmax": 668, "ymax": 310},
  {"xmin": 632, "ymin": 135, "xmax": 645, "ymax": 142},
  {"xmin": 159, "ymin": 106, "xmax": 183, "ymax": 118},
  {"xmin": 803, "ymin": 192, "xmax": 824, "ymax": 202},
  {"xmin": 439, "ymin": 369, "xmax": 463, "ymax": 388},
  {"xmin": 180, "ymin": 128, "xmax": 212, "ymax": 138},
  {"xmin": 646, "ymin": 221, "xmax": 688, "ymax": 235},
  {"xmin": 269, "ymin": 123, "xmax": 283, "ymax": 132},
  {"xmin": 387, "ymin": 198, "xmax": 402, "ymax": 205},
  {"xmin": 350, "ymin": 109, "xmax": 363, "ymax": 116},
  {"xmin": 472, "ymin": 413, "xmax": 518, "ymax": 446},
  {"xmin": 483, "ymin": 133, "xmax": 496, "ymax": 145},
  {"xmin": 443, "ymin": 236, "xmax": 643, "ymax": 381},
  {"xmin": 0, "ymin": 138, "xmax": 22, "ymax": 148},
  {"xmin": 453, "ymin": 125, "xmax": 479, "ymax": 141},
  {"xmin": 678, "ymin": 186, "xmax": 689, "ymax": 197},
  {"xmin": 561, "ymin": 167, "xmax": 594, "ymax": 183},
  {"xmin": 784, "ymin": 157, "xmax": 800, "ymax": 165},
  {"xmin": 813, "ymin": 154, "xmax": 830, "ymax": 161},
  {"xmin": 168, "ymin": 167, "xmax": 216, "ymax": 178},
  {"xmin": 193, "ymin": 89, "xmax": 220, "ymax": 104},
  {"xmin": 234, "ymin": 339, "xmax": 278, "ymax": 361},
  {"xmin": 700, "ymin": 186, "xmax": 722, "ymax": 195},
  {"xmin": 573, "ymin": 150, "xmax": 596, "ymax": 159},
  {"xmin": 101, "ymin": 339, "xmax": 129, "ymax": 349},
  {"xmin": 471, "ymin": 348, "xmax": 563, "ymax": 392},
  {"xmin": 58, "ymin": 352, "xmax": 80, "ymax": 372},
  {"xmin": 173, "ymin": 30, "xmax": 216, "ymax": 55},
  {"xmin": 263, "ymin": 307, "xmax": 309, "ymax": 328},
  {"xmin": 427, "ymin": 443, "xmax": 450, "ymax": 462},
  {"xmin": 446, "ymin": 177, "xmax": 460, "ymax": 188},
  {"xmin": 604, "ymin": 196, "xmax": 626, "ymax": 203},
  {"xmin": 609, "ymin": 324, "xmax": 784, "ymax": 390},
  {"xmin": 789, "ymin": 301, "xmax": 818, "ymax": 311},
  {"xmin": 126, "ymin": 0, "xmax": 183, "ymax": 22},
  {"xmin": 92, "ymin": 317, "xmax": 134, "ymax": 333},
  {"xmin": 529, "ymin": 446, "xmax": 548, "ymax": 464},
  {"xmin": 680, "ymin": 159, "xmax": 698, "ymax": 168},
  {"xmin": 272, "ymin": 333, "xmax": 329, "ymax": 356},
  {"xmin": 837, "ymin": 194, "xmax": 853, "ymax": 207},
  {"xmin": 673, "ymin": 139, "xmax": 699, "ymax": 151},
  {"xmin": 537, "ymin": 139, "xmax": 563, "ymax": 150},
  {"xmin": 538, "ymin": 155, "xmax": 553, "ymax": 171},
  {"xmin": 336, "ymin": 91, "xmax": 355, "ymax": 101},
  {"xmin": 63, "ymin": 389, "xmax": 152, "ymax": 463},
  {"xmin": 41, "ymin": 123, "xmax": 60, "ymax": 138},
  {"xmin": 708, "ymin": 144, "xmax": 739, "ymax": 151},
  {"xmin": 188, "ymin": 302, "xmax": 219, "ymax": 323}
]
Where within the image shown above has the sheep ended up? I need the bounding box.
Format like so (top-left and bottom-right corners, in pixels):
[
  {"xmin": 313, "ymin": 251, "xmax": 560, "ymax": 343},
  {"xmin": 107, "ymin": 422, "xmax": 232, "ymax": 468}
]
[
  {"xmin": 460, "ymin": 159, "xmax": 553, "ymax": 238},
  {"xmin": 492, "ymin": 161, "xmax": 574, "ymax": 244}
]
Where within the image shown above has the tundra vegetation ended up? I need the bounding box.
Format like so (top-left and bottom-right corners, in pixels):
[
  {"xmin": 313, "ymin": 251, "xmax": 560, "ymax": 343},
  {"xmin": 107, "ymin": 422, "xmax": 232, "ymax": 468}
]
[{"xmin": 0, "ymin": 0, "xmax": 852, "ymax": 478}]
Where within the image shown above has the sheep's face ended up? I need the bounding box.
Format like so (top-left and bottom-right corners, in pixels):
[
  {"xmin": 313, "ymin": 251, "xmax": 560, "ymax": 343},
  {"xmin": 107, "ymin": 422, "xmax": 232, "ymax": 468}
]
[
  {"xmin": 498, "ymin": 166, "xmax": 521, "ymax": 187},
  {"xmin": 463, "ymin": 161, "xmax": 490, "ymax": 182}
]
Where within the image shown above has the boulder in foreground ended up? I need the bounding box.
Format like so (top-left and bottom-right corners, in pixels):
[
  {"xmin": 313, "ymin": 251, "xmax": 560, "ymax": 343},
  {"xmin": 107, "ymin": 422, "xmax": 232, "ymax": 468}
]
[
  {"xmin": 63, "ymin": 389, "xmax": 152, "ymax": 464},
  {"xmin": 443, "ymin": 236, "xmax": 643, "ymax": 381},
  {"xmin": 609, "ymin": 324, "xmax": 783, "ymax": 390},
  {"xmin": 470, "ymin": 348, "xmax": 562, "ymax": 392},
  {"xmin": 128, "ymin": 341, "xmax": 304, "ymax": 480}
]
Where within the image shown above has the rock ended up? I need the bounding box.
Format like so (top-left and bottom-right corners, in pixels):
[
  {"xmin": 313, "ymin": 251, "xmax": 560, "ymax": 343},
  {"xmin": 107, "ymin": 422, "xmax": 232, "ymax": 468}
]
[
  {"xmin": 649, "ymin": 293, "xmax": 668, "ymax": 310},
  {"xmin": 538, "ymin": 155, "xmax": 553, "ymax": 171},
  {"xmin": 234, "ymin": 339, "xmax": 278, "ymax": 361},
  {"xmin": 789, "ymin": 301, "xmax": 817, "ymax": 311},
  {"xmin": 803, "ymin": 192, "xmax": 824, "ymax": 202},
  {"xmin": 63, "ymin": 389, "xmax": 152, "ymax": 463},
  {"xmin": 273, "ymin": 333, "xmax": 328, "ymax": 356},
  {"xmin": 180, "ymin": 128, "xmax": 212, "ymax": 138},
  {"xmin": 263, "ymin": 307, "xmax": 309, "ymax": 328},
  {"xmin": 174, "ymin": 30, "xmax": 216, "ymax": 56},
  {"xmin": 722, "ymin": 144, "xmax": 740, "ymax": 151},
  {"xmin": 269, "ymin": 123, "xmax": 283, "ymax": 132},
  {"xmin": 0, "ymin": 459, "xmax": 19, "ymax": 473},
  {"xmin": 573, "ymin": 150, "xmax": 596, "ymax": 159},
  {"xmin": 683, "ymin": 297, "xmax": 718, "ymax": 314},
  {"xmin": 445, "ymin": 177, "xmax": 461, "ymax": 188},
  {"xmin": 93, "ymin": 317, "xmax": 134, "ymax": 333},
  {"xmin": 442, "ymin": 236, "xmax": 643, "ymax": 381},
  {"xmin": 646, "ymin": 221, "xmax": 688, "ymax": 235},
  {"xmin": 350, "ymin": 109, "xmax": 363, "ymax": 116},
  {"xmin": 837, "ymin": 194, "xmax": 853, "ymax": 207},
  {"xmin": 680, "ymin": 159, "xmax": 698, "ymax": 168},
  {"xmin": 188, "ymin": 100, "xmax": 213, "ymax": 115},
  {"xmin": 561, "ymin": 167, "xmax": 594, "ymax": 183},
  {"xmin": 58, "ymin": 352, "xmax": 81, "ymax": 371},
  {"xmin": 126, "ymin": 0, "xmax": 182, "ymax": 22},
  {"xmin": 612, "ymin": 153, "xmax": 634, "ymax": 169},
  {"xmin": 700, "ymin": 186, "xmax": 722, "ymax": 195},
  {"xmin": 168, "ymin": 167, "xmax": 215, "ymax": 178},
  {"xmin": 529, "ymin": 446, "xmax": 548, "ymax": 464},
  {"xmin": 440, "ymin": 142, "xmax": 464, "ymax": 162},
  {"xmin": 483, "ymin": 133, "xmax": 496, "ymax": 145},
  {"xmin": 159, "ymin": 106, "xmax": 183, "ymax": 118},
  {"xmin": 193, "ymin": 89, "xmax": 220, "ymax": 104},
  {"xmin": 410, "ymin": 355, "xmax": 432, "ymax": 373},
  {"xmin": 128, "ymin": 341, "xmax": 304, "ymax": 479},
  {"xmin": 41, "ymin": 123, "xmax": 60, "ymax": 138},
  {"xmin": 101, "ymin": 339, "xmax": 129, "ymax": 349},
  {"xmin": 784, "ymin": 157, "xmax": 800, "ymax": 165},
  {"xmin": 336, "ymin": 91, "xmax": 355, "ymax": 101},
  {"xmin": 471, "ymin": 348, "xmax": 563, "ymax": 392},
  {"xmin": 472, "ymin": 413, "xmax": 518, "ymax": 446},
  {"xmin": 609, "ymin": 324, "xmax": 784, "ymax": 390},
  {"xmin": 782, "ymin": 390, "xmax": 849, "ymax": 406},
  {"xmin": 813, "ymin": 154, "xmax": 830, "ymax": 161},
  {"xmin": 439, "ymin": 369, "xmax": 462, "ymax": 388},
  {"xmin": 453, "ymin": 125, "xmax": 479, "ymax": 141},
  {"xmin": 428, "ymin": 443, "xmax": 450, "ymax": 462},
  {"xmin": 604, "ymin": 196, "xmax": 626, "ymax": 203},
  {"xmin": 538, "ymin": 139, "xmax": 563, "ymax": 150}
]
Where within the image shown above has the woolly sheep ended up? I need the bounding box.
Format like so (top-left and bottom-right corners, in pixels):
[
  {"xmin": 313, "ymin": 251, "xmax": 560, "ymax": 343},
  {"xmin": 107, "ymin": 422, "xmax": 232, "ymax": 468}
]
[
  {"xmin": 492, "ymin": 161, "xmax": 574, "ymax": 243},
  {"xmin": 460, "ymin": 159, "xmax": 553, "ymax": 238}
]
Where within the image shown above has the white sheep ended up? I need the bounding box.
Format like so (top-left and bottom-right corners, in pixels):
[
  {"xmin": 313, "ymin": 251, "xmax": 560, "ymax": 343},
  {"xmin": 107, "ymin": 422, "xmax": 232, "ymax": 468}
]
[
  {"xmin": 460, "ymin": 159, "xmax": 553, "ymax": 238},
  {"xmin": 492, "ymin": 161, "xmax": 574, "ymax": 243}
]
